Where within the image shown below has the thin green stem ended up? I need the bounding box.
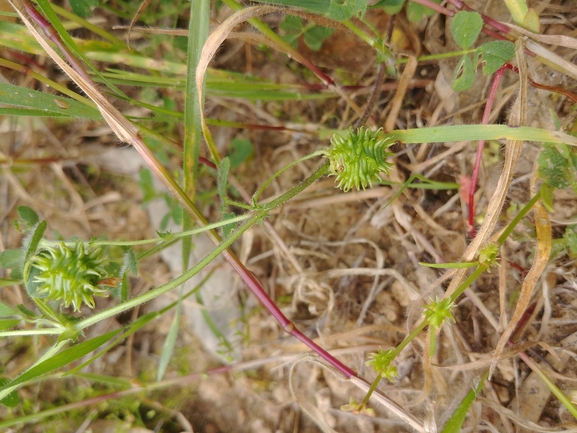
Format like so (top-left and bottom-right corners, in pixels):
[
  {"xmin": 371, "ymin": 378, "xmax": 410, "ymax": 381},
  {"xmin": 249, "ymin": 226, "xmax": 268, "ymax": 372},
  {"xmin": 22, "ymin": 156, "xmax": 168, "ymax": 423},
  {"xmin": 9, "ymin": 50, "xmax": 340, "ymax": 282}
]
[
  {"xmin": 518, "ymin": 351, "xmax": 577, "ymax": 419},
  {"xmin": 252, "ymin": 150, "xmax": 325, "ymax": 205},
  {"xmin": 396, "ymin": 50, "xmax": 475, "ymax": 64},
  {"xmin": 359, "ymin": 375, "xmax": 382, "ymax": 409},
  {"xmin": 497, "ymin": 191, "xmax": 542, "ymax": 244},
  {"xmin": 0, "ymin": 328, "xmax": 65, "ymax": 338},
  {"xmin": 74, "ymin": 162, "xmax": 330, "ymax": 332},
  {"xmin": 40, "ymin": 214, "xmax": 251, "ymax": 248}
]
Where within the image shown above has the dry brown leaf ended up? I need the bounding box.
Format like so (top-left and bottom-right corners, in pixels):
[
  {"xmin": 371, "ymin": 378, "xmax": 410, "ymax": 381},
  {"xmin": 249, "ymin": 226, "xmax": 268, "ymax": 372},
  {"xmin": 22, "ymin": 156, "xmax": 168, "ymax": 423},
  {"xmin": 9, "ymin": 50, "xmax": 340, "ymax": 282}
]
[
  {"xmin": 503, "ymin": 22, "xmax": 577, "ymax": 49},
  {"xmin": 384, "ymin": 56, "xmax": 417, "ymax": 132}
]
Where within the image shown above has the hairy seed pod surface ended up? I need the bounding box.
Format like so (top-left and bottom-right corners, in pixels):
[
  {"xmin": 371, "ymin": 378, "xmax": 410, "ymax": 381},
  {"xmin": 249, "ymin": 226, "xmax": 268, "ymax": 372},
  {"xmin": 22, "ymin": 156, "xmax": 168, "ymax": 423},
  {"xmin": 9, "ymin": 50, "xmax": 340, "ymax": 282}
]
[
  {"xmin": 324, "ymin": 127, "xmax": 394, "ymax": 192},
  {"xmin": 25, "ymin": 241, "xmax": 108, "ymax": 312}
]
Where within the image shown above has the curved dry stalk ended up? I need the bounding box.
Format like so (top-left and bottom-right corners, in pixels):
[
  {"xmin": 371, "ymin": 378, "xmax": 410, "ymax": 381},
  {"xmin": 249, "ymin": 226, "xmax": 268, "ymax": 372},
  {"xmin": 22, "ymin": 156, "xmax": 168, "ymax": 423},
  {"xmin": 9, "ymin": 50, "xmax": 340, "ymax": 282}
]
[{"xmin": 445, "ymin": 40, "xmax": 528, "ymax": 302}]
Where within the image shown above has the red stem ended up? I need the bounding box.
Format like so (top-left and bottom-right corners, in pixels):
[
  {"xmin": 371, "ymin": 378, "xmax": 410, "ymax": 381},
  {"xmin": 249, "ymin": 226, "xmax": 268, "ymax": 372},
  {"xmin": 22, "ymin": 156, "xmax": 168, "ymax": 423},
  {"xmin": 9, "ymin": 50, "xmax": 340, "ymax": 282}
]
[
  {"xmin": 467, "ymin": 65, "xmax": 506, "ymax": 237},
  {"xmin": 17, "ymin": 0, "xmax": 358, "ymax": 381}
]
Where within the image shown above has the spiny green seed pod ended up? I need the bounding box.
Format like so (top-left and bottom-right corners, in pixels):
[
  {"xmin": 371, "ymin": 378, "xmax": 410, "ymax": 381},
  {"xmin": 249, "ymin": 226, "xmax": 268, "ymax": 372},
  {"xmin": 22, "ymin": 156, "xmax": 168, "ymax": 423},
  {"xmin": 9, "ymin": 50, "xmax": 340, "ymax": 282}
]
[
  {"xmin": 24, "ymin": 241, "xmax": 108, "ymax": 312},
  {"xmin": 324, "ymin": 127, "xmax": 394, "ymax": 192}
]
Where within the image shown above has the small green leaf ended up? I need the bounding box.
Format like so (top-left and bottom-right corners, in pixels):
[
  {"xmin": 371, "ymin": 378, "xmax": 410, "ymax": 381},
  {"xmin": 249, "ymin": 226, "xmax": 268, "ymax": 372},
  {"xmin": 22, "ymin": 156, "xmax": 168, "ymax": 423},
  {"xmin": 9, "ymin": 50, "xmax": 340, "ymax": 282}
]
[
  {"xmin": 451, "ymin": 55, "xmax": 476, "ymax": 92},
  {"xmin": 17, "ymin": 206, "xmax": 39, "ymax": 226},
  {"xmin": 157, "ymin": 308, "xmax": 180, "ymax": 381},
  {"xmin": 419, "ymin": 261, "xmax": 477, "ymax": 269},
  {"xmin": 23, "ymin": 220, "xmax": 47, "ymax": 263},
  {"xmin": 0, "ymin": 328, "xmax": 122, "ymax": 401},
  {"xmin": 540, "ymin": 184, "xmax": 555, "ymax": 213},
  {"xmin": 406, "ymin": 0, "xmax": 439, "ymax": 22},
  {"xmin": 69, "ymin": 0, "xmax": 98, "ymax": 18},
  {"xmin": 217, "ymin": 157, "xmax": 231, "ymax": 207},
  {"xmin": 0, "ymin": 249, "xmax": 23, "ymax": 270},
  {"xmin": 304, "ymin": 25, "xmax": 334, "ymax": 51},
  {"xmin": 441, "ymin": 375, "xmax": 486, "ymax": 433},
  {"xmin": 476, "ymin": 41, "xmax": 516, "ymax": 75},
  {"xmin": 0, "ymin": 378, "xmax": 18, "ymax": 408},
  {"xmin": 124, "ymin": 249, "xmax": 138, "ymax": 276},
  {"xmin": 229, "ymin": 139, "xmax": 254, "ymax": 168},
  {"xmin": 451, "ymin": 11, "xmax": 483, "ymax": 50},
  {"xmin": 170, "ymin": 203, "xmax": 183, "ymax": 225},
  {"xmin": 327, "ymin": 0, "xmax": 367, "ymax": 21},
  {"xmin": 0, "ymin": 301, "xmax": 19, "ymax": 318},
  {"xmin": 280, "ymin": 15, "xmax": 303, "ymax": 32},
  {"xmin": 221, "ymin": 212, "xmax": 238, "ymax": 239},
  {"xmin": 0, "ymin": 318, "xmax": 21, "ymax": 331},
  {"xmin": 138, "ymin": 168, "xmax": 157, "ymax": 204},
  {"xmin": 280, "ymin": 33, "xmax": 300, "ymax": 48},
  {"xmin": 373, "ymin": 0, "xmax": 405, "ymax": 15},
  {"xmin": 538, "ymin": 143, "xmax": 577, "ymax": 190},
  {"xmin": 563, "ymin": 226, "xmax": 577, "ymax": 256},
  {"xmin": 17, "ymin": 304, "xmax": 37, "ymax": 318},
  {"xmin": 120, "ymin": 272, "xmax": 130, "ymax": 303}
]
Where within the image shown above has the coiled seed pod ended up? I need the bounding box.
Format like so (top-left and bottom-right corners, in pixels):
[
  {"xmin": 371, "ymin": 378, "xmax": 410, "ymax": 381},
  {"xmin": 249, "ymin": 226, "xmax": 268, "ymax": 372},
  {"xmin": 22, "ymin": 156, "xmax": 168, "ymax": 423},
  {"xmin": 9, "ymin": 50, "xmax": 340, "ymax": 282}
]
[
  {"xmin": 24, "ymin": 241, "xmax": 108, "ymax": 312},
  {"xmin": 324, "ymin": 127, "xmax": 394, "ymax": 192}
]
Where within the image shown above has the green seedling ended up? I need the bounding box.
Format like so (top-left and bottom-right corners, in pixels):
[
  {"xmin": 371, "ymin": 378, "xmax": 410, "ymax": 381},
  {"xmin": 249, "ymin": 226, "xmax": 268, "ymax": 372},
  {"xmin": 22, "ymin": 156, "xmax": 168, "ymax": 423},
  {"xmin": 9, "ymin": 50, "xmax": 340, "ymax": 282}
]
[{"xmin": 450, "ymin": 11, "xmax": 515, "ymax": 91}]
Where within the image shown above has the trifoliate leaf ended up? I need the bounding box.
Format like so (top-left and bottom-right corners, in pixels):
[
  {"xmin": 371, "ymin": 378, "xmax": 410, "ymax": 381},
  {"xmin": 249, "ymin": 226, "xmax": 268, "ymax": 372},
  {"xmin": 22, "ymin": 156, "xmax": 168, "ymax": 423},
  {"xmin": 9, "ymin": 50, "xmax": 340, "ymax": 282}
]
[
  {"xmin": 451, "ymin": 11, "xmax": 483, "ymax": 50},
  {"xmin": 476, "ymin": 41, "xmax": 516, "ymax": 75},
  {"xmin": 304, "ymin": 25, "xmax": 334, "ymax": 51},
  {"xmin": 452, "ymin": 55, "xmax": 476, "ymax": 92}
]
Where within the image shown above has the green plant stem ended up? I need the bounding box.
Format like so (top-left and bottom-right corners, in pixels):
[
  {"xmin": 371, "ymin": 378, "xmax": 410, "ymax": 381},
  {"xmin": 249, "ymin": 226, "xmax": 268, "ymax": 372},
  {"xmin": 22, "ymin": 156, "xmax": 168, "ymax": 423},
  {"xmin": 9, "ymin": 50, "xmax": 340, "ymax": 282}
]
[
  {"xmin": 359, "ymin": 374, "xmax": 382, "ymax": 409},
  {"xmin": 74, "ymin": 162, "xmax": 330, "ymax": 329},
  {"xmin": 252, "ymin": 150, "xmax": 324, "ymax": 205},
  {"xmin": 497, "ymin": 191, "xmax": 541, "ymax": 244},
  {"xmin": 0, "ymin": 328, "xmax": 64, "ymax": 337},
  {"xmin": 517, "ymin": 351, "xmax": 577, "ymax": 419},
  {"xmin": 40, "ymin": 214, "xmax": 252, "ymax": 248},
  {"xmin": 396, "ymin": 50, "xmax": 475, "ymax": 63},
  {"xmin": 362, "ymin": 191, "xmax": 543, "ymax": 405}
]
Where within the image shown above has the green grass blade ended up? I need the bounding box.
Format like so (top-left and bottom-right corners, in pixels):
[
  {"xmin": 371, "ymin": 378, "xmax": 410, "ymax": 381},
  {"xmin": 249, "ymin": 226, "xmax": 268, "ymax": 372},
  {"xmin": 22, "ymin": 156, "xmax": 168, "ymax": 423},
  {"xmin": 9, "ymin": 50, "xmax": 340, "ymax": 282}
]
[
  {"xmin": 419, "ymin": 262, "xmax": 478, "ymax": 269},
  {"xmin": 441, "ymin": 373, "xmax": 486, "ymax": 433},
  {"xmin": 387, "ymin": 125, "xmax": 577, "ymax": 146},
  {"xmin": 0, "ymin": 328, "xmax": 122, "ymax": 402},
  {"xmin": 0, "ymin": 82, "xmax": 102, "ymax": 120},
  {"xmin": 156, "ymin": 304, "xmax": 181, "ymax": 381}
]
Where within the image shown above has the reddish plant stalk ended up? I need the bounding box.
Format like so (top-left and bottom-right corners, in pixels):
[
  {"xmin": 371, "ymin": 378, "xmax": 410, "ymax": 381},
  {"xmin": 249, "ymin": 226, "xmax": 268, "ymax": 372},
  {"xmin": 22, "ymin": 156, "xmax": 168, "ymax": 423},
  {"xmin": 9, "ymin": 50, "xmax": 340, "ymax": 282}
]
[
  {"xmin": 503, "ymin": 63, "xmax": 577, "ymax": 103},
  {"xmin": 468, "ymin": 65, "xmax": 506, "ymax": 236},
  {"xmin": 13, "ymin": 0, "xmax": 359, "ymax": 381}
]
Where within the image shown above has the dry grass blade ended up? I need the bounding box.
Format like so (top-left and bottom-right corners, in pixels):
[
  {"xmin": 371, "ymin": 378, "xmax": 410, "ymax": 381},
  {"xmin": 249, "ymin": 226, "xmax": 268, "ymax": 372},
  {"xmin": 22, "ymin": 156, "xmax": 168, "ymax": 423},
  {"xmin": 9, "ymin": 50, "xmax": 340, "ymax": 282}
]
[
  {"xmin": 446, "ymin": 40, "xmax": 527, "ymax": 300},
  {"xmin": 525, "ymin": 39, "xmax": 577, "ymax": 81},
  {"xmin": 384, "ymin": 56, "xmax": 417, "ymax": 132},
  {"xmin": 503, "ymin": 23, "xmax": 577, "ymax": 49},
  {"xmin": 195, "ymin": 5, "xmax": 280, "ymax": 155},
  {"xmin": 489, "ymin": 42, "xmax": 546, "ymax": 376},
  {"xmin": 127, "ymin": 0, "xmax": 151, "ymax": 46},
  {"xmin": 437, "ymin": 341, "xmax": 540, "ymax": 371},
  {"xmin": 491, "ymin": 199, "xmax": 551, "ymax": 375}
]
